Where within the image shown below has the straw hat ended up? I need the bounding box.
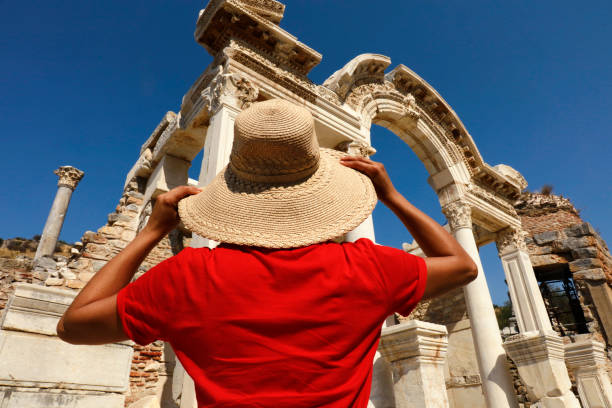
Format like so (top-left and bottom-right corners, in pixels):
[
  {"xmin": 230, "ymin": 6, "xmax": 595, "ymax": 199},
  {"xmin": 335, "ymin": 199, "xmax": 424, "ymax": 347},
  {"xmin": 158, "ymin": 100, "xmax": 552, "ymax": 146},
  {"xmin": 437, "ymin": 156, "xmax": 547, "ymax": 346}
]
[{"xmin": 178, "ymin": 99, "xmax": 377, "ymax": 248}]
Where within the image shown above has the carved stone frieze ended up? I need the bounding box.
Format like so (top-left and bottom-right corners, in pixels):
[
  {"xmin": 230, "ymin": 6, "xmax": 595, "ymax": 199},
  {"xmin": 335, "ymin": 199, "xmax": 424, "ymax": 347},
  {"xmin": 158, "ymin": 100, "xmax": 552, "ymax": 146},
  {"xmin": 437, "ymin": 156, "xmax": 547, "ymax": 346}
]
[
  {"xmin": 442, "ymin": 200, "xmax": 472, "ymax": 231},
  {"xmin": 199, "ymin": 64, "xmax": 260, "ymax": 112},
  {"xmin": 495, "ymin": 226, "xmax": 528, "ymax": 256},
  {"xmin": 54, "ymin": 166, "xmax": 84, "ymax": 190},
  {"xmin": 195, "ymin": 1, "xmax": 320, "ymax": 75},
  {"xmin": 315, "ymin": 85, "xmax": 341, "ymax": 105},
  {"xmin": 224, "ymin": 39, "xmax": 317, "ymax": 103},
  {"xmin": 238, "ymin": 0, "xmax": 285, "ymax": 23},
  {"xmin": 343, "ymin": 81, "xmax": 421, "ymax": 122},
  {"xmin": 334, "ymin": 140, "xmax": 377, "ymax": 157},
  {"xmin": 469, "ymin": 182, "xmax": 518, "ymax": 216}
]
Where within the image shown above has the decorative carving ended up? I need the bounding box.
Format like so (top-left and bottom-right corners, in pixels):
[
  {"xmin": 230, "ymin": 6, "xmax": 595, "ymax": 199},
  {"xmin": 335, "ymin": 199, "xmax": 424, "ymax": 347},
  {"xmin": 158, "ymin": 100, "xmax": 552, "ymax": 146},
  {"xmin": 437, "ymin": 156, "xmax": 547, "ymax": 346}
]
[
  {"xmin": 199, "ymin": 64, "xmax": 260, "ymax": 112},
  {"xmin": 334, "ymin": 141, "xmax": 376, "ymax": 158},
  {"xmin": 195, "ymin": 2, "xmax": 320, "ymax": 75},
  {"xmin": 495, "ymin": 226, "xmax": 528, "ymax": 256},
  {"xmin": 54, "ymin": 166, "xmax": 84, "ymax": 190},
  {"xmin": 224, "ymin": 39, "xmax": 317, "ymax": 103},
  {"xmin": 238, "ymin": 0, "xmax": 285, "ymax": 24},
  {"xmin": 229, "ymin": 74, "xmax": 259, "ymax": 109},
  {"xmin": 469, "ymin": 182, "xmax": 518, "ymax": 217},
  {"xmin": 315, "ymin": 85, "xmax": 341, "ymax": 105},
  {"xmin": 442, "ymin": 200, "xmax": 472, "ymax": 231}
]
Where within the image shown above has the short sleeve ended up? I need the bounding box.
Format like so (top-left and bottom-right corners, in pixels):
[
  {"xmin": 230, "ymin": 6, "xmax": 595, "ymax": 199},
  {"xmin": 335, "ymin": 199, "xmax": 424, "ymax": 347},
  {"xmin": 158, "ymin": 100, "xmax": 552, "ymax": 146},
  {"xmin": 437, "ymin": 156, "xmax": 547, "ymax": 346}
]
[
  {"xmin": 116, "ymin": 247, "xmax": 194, "ymax": 346},
  {"xmin": 357, "ymin": 238, "xmax": 428, "ymax": 316}
]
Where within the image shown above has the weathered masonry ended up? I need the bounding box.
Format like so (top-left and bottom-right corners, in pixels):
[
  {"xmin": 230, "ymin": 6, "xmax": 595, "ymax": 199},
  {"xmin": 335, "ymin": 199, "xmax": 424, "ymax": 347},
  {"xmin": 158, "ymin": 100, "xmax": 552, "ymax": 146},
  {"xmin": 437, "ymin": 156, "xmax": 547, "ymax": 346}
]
[{"xmin": 1, "ymin": 1, "xmax": 611, "ymax": 407}]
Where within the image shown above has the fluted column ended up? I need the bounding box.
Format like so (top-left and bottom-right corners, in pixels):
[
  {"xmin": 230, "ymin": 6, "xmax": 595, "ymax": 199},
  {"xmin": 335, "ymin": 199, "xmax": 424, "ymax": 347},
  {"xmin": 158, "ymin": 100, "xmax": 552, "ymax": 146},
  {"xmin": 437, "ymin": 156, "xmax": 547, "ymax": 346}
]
[
  {"xmin": 34, "ymin": 166, "xmax": 84, "ymax": 263},
  {"xmin": 441, "ymin": 200, "xmax": 518, "ymax": 408},
  {"xmin": 495, "ymin": 226, "xmax": 552, "ymax": 334}
]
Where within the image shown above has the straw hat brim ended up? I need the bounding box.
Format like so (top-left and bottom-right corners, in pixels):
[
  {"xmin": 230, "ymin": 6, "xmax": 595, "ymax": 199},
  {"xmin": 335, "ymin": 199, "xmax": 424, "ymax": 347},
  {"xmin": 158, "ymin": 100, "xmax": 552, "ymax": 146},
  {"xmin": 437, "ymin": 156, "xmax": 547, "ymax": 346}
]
[{"xmin": 178, "ymin": 148, "xmax": 378, "ymax": 248}]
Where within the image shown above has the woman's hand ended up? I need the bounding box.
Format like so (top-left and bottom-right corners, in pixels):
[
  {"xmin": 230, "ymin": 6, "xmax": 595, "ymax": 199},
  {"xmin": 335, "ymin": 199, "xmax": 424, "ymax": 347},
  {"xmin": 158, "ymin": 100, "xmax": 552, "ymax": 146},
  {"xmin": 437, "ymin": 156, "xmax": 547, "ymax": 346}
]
[
  {"xmin": 340, "ymin": 156, "xmax": 398, "ymax": 204},
  {"xmin": 144, "ymin": 186, "xmax": 202, "ymax": 236}
]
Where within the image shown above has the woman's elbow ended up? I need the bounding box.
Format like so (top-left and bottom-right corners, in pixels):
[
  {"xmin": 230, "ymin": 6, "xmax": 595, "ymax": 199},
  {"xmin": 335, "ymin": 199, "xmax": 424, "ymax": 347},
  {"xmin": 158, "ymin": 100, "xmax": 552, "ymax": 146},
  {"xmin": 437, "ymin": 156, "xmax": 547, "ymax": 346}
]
[{"xmin": 463, "ymin": 258, "xmax": 478, "ymax": 284}]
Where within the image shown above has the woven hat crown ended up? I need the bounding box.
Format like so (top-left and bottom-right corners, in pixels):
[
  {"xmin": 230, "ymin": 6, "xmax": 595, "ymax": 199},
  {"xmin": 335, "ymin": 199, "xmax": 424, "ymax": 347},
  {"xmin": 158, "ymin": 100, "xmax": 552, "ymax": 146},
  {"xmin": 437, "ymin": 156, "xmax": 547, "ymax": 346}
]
[{"xmin": 229, "ymin": 99, "xmax": 320, "ymax": 184}]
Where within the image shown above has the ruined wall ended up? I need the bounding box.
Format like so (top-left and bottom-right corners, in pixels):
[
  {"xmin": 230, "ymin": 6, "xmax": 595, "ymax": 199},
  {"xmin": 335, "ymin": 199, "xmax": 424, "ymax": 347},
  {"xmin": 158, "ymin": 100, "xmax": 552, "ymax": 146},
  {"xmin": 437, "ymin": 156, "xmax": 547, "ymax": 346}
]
[
  {"xmin": 516, "ymin": 192, "xmax": 612, "ymax": 390},
  {"xmin": 516, "ymin": 193, "xmax": 612, "ymax": 344}
]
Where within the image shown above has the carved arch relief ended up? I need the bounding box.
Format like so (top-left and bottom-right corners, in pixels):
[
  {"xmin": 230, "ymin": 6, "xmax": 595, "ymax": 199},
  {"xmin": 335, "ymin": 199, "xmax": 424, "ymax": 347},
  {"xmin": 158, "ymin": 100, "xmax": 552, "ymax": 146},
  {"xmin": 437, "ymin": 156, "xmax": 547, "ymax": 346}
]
[{"xmin": 322, "ymin": 54, "xmax": 525, "ymax": 231}]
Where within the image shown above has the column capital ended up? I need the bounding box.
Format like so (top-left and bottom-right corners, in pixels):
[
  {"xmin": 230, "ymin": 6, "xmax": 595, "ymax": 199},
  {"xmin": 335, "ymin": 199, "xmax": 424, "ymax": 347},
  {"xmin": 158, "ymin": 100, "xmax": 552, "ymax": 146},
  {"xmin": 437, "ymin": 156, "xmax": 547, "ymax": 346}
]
[
  {"xmin": 495, "ymin": 226, "xmax": 527, "ymax": 256},
  {"xmin": 441, "ymin": 200, "xmax": 472, "ymax": 231},
  {"xmin": 54, "ymin": 166, "xmax": 84, "ymax": 190}
]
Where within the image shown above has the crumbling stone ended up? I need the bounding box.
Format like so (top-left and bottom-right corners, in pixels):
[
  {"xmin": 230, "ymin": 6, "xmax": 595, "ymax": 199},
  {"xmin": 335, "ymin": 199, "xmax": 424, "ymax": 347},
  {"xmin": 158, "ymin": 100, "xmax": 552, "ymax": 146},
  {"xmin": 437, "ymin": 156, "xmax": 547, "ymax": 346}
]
[
  {"xmin": 565, "ymin": 222, "xmax": 596, "ymax": 238},
  {"xmin": 533, "ymin": 231, "xmax": 560, "ymax": 245},
  {"xmin": 569, "ymin": 258, "xmax": 603, "ymax": 272}
]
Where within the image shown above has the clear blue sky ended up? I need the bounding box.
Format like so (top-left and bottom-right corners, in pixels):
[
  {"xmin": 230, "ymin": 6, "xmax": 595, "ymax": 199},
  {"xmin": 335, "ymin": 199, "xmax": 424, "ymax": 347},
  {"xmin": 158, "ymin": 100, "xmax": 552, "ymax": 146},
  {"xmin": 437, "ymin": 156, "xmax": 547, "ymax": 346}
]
[{"xmin": 1, "ymin": 1, "xmax": 611, "ymax": 305}]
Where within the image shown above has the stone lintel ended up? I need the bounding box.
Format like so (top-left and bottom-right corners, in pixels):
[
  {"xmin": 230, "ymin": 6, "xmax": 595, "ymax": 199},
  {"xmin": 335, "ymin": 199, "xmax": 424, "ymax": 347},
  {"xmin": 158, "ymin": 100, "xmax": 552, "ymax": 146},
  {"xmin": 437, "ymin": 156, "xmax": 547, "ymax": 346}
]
[
  {"xmin": 195, "ymin": 0, "xmax": 321, "ymax": 75},
  {"xmin": 140, "ymin": 111, "xmax": 177, "ymax": 155}
]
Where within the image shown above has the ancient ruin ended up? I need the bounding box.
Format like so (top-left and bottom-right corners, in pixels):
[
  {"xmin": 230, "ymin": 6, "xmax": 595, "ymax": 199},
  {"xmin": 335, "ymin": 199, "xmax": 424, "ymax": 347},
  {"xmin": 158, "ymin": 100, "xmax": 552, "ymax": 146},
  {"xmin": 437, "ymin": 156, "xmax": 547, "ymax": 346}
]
[{"xmin": 1, "ymin": 1, "xmax": 611, "ymax": 407}]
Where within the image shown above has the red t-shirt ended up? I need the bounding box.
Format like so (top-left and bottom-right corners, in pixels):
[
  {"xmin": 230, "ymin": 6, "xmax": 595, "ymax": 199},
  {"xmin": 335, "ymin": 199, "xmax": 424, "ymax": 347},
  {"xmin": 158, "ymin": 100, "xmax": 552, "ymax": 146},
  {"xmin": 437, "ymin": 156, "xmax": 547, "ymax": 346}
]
[{"xmin": 116, "ymin": 237, "xmax": 427, "ymax": 407}]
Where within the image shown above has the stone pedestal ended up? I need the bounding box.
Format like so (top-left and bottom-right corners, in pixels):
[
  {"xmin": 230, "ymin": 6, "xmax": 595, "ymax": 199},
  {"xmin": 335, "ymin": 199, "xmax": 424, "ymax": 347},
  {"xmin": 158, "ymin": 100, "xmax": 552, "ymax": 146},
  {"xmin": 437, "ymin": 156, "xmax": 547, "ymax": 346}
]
[
  {"xmin": 565, "ymin": 339, "xmax": 612, "ymax": 408},
  {"xmin": 442, "ymin": 200, "xmax": 518, "ymax": 408},
  {"xmin": 34, "ymin": 166, "xmax": 84, "ymax": 263},
  {"xmin": 503, "ymin": 332, "xmax": 580, "ymax": 408},
  {"xmin": 0, "ymin": 284, "xmax": 132, "ymax": 407},
  {"xmin": 379, "ymin": 320, "xmax": 449, "ymax": 408},
  {"xmin": 496, "ymin": 227, "xmax": 553, "ymax": 333}
]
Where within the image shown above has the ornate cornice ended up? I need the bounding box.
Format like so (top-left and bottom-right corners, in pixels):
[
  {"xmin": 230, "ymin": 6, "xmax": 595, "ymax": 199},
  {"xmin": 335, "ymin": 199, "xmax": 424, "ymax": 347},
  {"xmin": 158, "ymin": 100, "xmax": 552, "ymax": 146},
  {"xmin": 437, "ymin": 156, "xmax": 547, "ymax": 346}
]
[
  {"xmin": 495, "ymin": 226, "xmax": 528, "ymax": 256},
  {"xmin": 195, "ymin": 0, "xmax": 321, "ymax": 75},
  {"xmin": 54, "ymin": 166, "xmax": 84, "ymax": 190},
  {"xmin": 442, "ymin": 200, "xmax": 472, "ymax": 231},
  {"xmin": 225, "ymin": 39, "xmax": 318, "ymax": 103}
]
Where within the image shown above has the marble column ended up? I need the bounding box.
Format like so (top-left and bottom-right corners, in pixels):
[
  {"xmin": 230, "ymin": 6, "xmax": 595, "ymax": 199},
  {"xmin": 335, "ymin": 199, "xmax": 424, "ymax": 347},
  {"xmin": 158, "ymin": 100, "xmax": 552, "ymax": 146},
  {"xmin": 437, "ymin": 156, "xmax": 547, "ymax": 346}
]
[
  {"xmin": 34, "ymin": 166, "xmax": 84, "ymax": 263},
  {"xmin": 442, "ymin": 200, "xmax": 518, "ymax": 408},
  {"xmin": 565, "ymin": 339, "xmax": 612, "ymax": 408},
  {"xmin": 190, "ymin": 103, "xmax": 240, "ymax": 249},
  {"xmin": 495, "ymin": 226, "xmax": 553, "ymax": 334},
  {"xmin": 379, "ymin": 320, "xmax": 450, "ymax": 408},
  {"xmin": 503, "ymin": 333, "xmax": 580, "ymax": 408}
]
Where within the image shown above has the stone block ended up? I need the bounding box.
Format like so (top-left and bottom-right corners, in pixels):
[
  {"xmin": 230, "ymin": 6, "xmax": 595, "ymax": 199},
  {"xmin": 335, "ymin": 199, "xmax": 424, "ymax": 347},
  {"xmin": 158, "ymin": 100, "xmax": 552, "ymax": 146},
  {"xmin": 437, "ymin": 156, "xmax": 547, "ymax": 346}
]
[
  {"xmin": 143, "ymin": 154, "xmax": 190, "ymax": 204},
  {"xmin": 33, "ymin": 255, "xmax": 56, "ymax": 270},
  {"xmin": 0, "ymin": 390, "xmax": 124, "ymax": 408},
  {"xmin": 0, "ymin": 332, "xmax": 132, "ymax": 392},
  {"xmin": 92, "ymin": 259, "xmax": 107, "ymax": 272},
  {"xmin": 573, "ymin": 268, "xmax": 606, "ymax": 282},
  {"xmin": 533, "ymin": 231, "xmax": 560, "ymax": 245},
  {"xmin": 98, "ymin": 225, "xmax": 123, "ymax": 239},
  {"xmin": 71, "ymin": 257, "xmax": 93, "ymax": 271},
  {"xmin": 1, "ymin": 284, "xmax": 73, "ymax": 336},
  {"xmin": 552, "ymin": 237, "xmax": 591, "ymax": 253},
  {"xmin": 66, "ymin": 279, "xmax": 85, "ymax": 289},
  {"xmin": 569, "ymin": 258, "xmax": 602, "ymax": 272},
  {"xmin": 565, "ymin": 222, "xmax": 596, "ymax": 238},
  {"xmin": 571, "ymin": 247, "xmax": 598, "ymax": 259},
  {"xmin": 586, "ymin": 282, "xmax": 612, "ymax": 345},
  {"xmin": 531, "ymin": 254, "xmax": 567, "ymax": 268},
  {"xmin": 78, "ymin": 271, "xmax": 95, "ymax": 282},
  {"xmin": 44, "ymin": 277, "xmax": 64, "ymax": 286}
]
